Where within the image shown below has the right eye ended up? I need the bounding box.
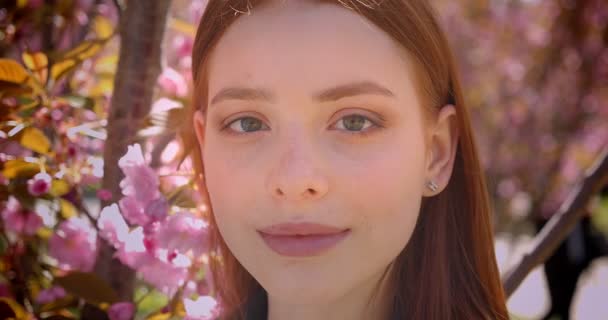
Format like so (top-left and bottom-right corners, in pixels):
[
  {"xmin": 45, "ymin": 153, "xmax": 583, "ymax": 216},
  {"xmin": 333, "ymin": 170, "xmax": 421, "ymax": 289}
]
[{"xmin": 223, "ymin": 116, "xmax": 269, "ymax": 134}]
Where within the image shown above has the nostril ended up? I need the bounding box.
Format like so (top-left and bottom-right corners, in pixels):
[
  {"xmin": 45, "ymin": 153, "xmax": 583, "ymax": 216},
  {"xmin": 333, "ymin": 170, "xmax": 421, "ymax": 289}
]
[
  {"xmin": 308, "ymin": 188, "xmax": 316, "ymax": 195},
  {"xmin": 276, "ymin": 188, "xmax": 284, "ymax": 196}
]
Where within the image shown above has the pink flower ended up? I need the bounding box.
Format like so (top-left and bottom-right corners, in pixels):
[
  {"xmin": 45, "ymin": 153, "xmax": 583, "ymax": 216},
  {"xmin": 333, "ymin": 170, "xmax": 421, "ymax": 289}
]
[
  {"xmin": 155, "ymin": 212, "xmax": 209, "ymax": 257},
  {"xmin": 157, "ymin": 67, "xmax": 188, "ymax": 97},
  {"xmin": 145, "ymin": 197, "xmax": 168, "ymax": 222},
  {"xmin": 97, "ymin": 189, "xmax": 113, "ymax": 201},
  {"xmin": 98, "ymin": 204, "xmax": 129, "ymax": 248},
  {"xmin": 48, "ymin": 217, "xmax": 97, "ymax": 272},
  {"xmin": 172, "ymin": 35, "xmax": 194, "ymax": 58},
  {"xmin": 36, "ymin": 286, "xmax": 66, "ymax": 304},
  {"xmin": 114, "ymin": 226, "xmax": 149, "ymax": 269},
  {"xmin": 118, "ymin": 144, "xmax": 160, "ymax": 205},
  {"xmin": 118, "ymin": 196, "xmax": 149, "ymax": 226},
  {"xmin": 22, "ymin": 210, "xmax": 43, "ymax": 235},
  {"xmin": 1, "ymin": 197, "xmax": 43, "ymax": 235},
  {"xmin": 27, "ymin": 172, "xmax": 52, "ymax": 196},
  {"xmin": 184, "ymin": 296, "xmax": 219, "ymax": 320},
  {"xmin": 138, "ymin": 258, "xmax": 189, "ymax": 296},
  {"xmin": 107, "ymin": 302, "xmax": 135, "ymax": 320},
  {"xmin": 151, "ymin": 97, "xmax": 181, "ymax": 114}
]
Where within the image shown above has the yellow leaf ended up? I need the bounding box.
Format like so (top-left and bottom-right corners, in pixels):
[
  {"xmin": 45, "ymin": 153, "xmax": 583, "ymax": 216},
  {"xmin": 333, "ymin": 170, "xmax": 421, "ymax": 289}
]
[
  {"xmin": 145, "ymin": 313, "xmax": 171, "ymax": 320},
  {"xmin": 169, "ymin": 17, "xmax": 197, "ymax": 37},
  {"xmin": 59, "ymin": 199, "xmax": 77, "ymax": 218},
  {"xmin": 50, "ymin": 179, "xmax": 70, "ymax": 197},
  {"xmin": 93, "ymin": 99, "xmax": 105, "ymax": 117},
  {"xmin": 36, "ymin": 228, "xmax": 52, "ymax": 240},
  {"xmin": 51, "ymin": 59, "xmax": 77, "ymax": 81},
  {"xmin": 0, "ymin": 297, "xmax": 28, "ymax": 319},
  {"xmin": 20, "ymin": 127, "xmax": 51, "ymax": 154},
  {"xmin": 2, "ymin": 159, "xmax": 39, "ymax": 179},
  {"xmin": 89, "ymin": 78, "xmax": 114, "ymax": 96},
  {"xmin": 73, "ymin": 42, "xmax": 102, "ymax": 61},
  {"xmin": 22, "ymin": 51, "xmax": 48, "ymax": 84},
  {"xmin": 94, "ymin": 16, "xmax": 114, "ymax": 39},
  {"xmin": 51, "ymin": 40, "xmax": 104, "ymax": 81},
  {"xmin": 0, "ymin": 58, "xmax": 29, "ymax": 84},
  {"xmin": 94, "ymin": 54, "xmax": 118, "ymax": 75}
]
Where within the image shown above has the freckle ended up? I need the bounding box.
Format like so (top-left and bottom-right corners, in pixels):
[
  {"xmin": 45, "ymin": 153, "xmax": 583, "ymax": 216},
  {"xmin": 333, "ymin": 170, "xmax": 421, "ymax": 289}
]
[{"xmin": 362, "ymin": 213, "xmax": 371, "ymax": 232}]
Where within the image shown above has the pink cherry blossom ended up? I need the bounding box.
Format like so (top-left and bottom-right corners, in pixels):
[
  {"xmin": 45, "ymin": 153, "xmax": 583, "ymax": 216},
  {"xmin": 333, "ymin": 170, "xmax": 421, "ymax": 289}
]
[
  {"xmin": 145, "ymin": 197, "xmax": 169, "ymax": 222},
  {"xmin": 184, "ymin": 296, "xmax": 219, "ymax": 320},
  {"xmin": 172, "ymin": 35, "xmax": 194, "ymax": 58},
  {"xmin": 113, "ymin": 227, "xmax": 158, "ymax": 271},
  {"xmin": 150, "ymin": 97, "xmax": 181, "ymax": 114},
  {"xmin": 97, "ymin": 188, "xmax": 113, "ymax": 201},
  {"xmin": 97, "ymin": 204, "xmax": 129, "ymax": 248},
  {"xmin": 118, "ymin": 196, "xmax": 149, "ymax": 226},
  {"xmin": 35, "ymin": 286, "xmax": 66, "ymax": 304},
  {"xmin": 157, "ymin": 67, "xmax": 188, "ymax": 97},
  {"xmin": 22, "ymin": 210, "xmax": 43, "ymax": 235},
  {"xmin": 1, "ymin": 197, "xmax": 43, "ymax": 235},
  {"xmin": 154, "ymin": 211, "xmax": 209, "ymax": 257},
  {"xmin": 48, "ymin": 217, "xmax": 97, "ymax": 272},
  {"xmin": 137, "ymin": 257, "xmax": 189, "ymax": 295},
  {"xmin": 96, "ymin": 144, "xmax": 213, "ymax": 297},
  {"xmin": 27, "ymin": 172, "xmax": 52, "ymax": 196},
  {"xmin": 118, "ymin": 144, "xmax": 160, "ymax": 205},
  {"xmin": 107, "ymin": 302, "xmax": 135, "ymax": 320}
]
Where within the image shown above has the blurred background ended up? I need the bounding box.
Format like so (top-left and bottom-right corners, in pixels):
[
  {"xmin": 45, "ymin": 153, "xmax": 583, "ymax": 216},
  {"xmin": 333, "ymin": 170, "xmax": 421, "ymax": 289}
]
[{"xmin": 0, "ymin": 0, "xmax": 607, "ymax": 319}]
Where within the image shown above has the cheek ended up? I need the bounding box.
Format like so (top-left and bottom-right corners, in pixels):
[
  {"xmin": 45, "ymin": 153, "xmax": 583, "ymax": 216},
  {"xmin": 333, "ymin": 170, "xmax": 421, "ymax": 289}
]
[
  {"xmin": 336, "ymin": 134, "xmax": 427, "ymax": 261},
  {"xmin": 201, "ymin": 141, "xmax": 260, "ymax": 238}
]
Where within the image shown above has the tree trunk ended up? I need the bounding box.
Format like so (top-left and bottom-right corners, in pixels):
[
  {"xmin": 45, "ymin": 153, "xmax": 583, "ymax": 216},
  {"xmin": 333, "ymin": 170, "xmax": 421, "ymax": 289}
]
[{"xmin": 96, "ymin": 0, "xmax": 172, "ymax": 301}]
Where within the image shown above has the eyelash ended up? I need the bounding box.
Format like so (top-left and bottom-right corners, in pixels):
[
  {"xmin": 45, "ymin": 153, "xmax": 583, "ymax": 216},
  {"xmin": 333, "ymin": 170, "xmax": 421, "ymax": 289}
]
[{"xmin": 220, "ymin": 113, "xmax": 383, "ymax": 137}]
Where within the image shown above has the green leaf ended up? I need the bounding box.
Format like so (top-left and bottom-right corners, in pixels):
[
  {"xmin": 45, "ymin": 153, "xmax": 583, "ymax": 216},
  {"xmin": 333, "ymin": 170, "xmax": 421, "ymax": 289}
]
[
  {"xmin": 167, "ymin": 184, "xmax": 198, "ymax": 209},
  {"xmin": 57, "ymin": 95, "xmax": 95, "ymax": 109},
  {"xmin": 54, "ymin": 272, "xmax": 119, "ymax": 305}
]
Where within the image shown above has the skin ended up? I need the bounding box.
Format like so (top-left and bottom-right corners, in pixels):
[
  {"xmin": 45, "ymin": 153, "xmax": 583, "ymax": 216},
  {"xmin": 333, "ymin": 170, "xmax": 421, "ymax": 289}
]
[{"xmin": 193, "ymin": 1, "xmax": 458, "ymax": 319}]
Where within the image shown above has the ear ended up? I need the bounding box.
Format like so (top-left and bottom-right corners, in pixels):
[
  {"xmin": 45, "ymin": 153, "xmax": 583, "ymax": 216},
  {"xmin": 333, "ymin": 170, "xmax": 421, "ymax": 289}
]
[{"xmin": 423, "ymin": 104, "xmax": 458, "ymax": 196}]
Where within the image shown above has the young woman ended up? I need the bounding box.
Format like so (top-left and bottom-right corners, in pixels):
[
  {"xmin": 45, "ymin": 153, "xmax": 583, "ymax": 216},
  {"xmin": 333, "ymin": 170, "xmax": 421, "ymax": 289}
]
[{"xmin": 179, "ymin": 0, "xmax": 509, "ymax": 319}]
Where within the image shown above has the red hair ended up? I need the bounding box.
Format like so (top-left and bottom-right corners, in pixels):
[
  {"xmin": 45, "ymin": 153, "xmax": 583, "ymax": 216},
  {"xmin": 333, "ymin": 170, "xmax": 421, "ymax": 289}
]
[{"xmin": 179, "ymin": 1, "xmax": 509, "ymax": 319}]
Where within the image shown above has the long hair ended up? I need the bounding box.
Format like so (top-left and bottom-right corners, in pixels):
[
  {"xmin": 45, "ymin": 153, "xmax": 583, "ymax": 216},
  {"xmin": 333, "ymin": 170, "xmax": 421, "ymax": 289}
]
[{"xmin": 178, "ymin": 1, "xmax": 509, "ymax": 319}]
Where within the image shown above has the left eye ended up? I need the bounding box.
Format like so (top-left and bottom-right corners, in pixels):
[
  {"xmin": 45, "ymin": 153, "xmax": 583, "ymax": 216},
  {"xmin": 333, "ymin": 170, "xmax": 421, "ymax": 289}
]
[{"xmin": 334, "ymin": 114, "xmax": 376, "ymax": 132}]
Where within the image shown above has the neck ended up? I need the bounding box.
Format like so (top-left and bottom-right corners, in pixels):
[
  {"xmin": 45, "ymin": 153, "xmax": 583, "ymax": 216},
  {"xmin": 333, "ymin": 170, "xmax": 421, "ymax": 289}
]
[{"xmin": 266, "ymin": 264, "xmax": 394, "ymax": 320}]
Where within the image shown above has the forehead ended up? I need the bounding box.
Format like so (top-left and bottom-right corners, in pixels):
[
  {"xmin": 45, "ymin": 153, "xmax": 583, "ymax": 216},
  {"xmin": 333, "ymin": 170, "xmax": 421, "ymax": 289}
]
[{"xmin": 206, "ymin": 1, "xmax": 419, "ymax": 101}]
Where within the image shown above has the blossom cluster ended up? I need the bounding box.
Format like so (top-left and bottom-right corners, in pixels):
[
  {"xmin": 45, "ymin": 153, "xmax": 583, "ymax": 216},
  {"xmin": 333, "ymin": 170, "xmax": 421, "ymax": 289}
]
[{"xmin": 97, "ymin": 144, "xmax": 218, "ymax": 319}]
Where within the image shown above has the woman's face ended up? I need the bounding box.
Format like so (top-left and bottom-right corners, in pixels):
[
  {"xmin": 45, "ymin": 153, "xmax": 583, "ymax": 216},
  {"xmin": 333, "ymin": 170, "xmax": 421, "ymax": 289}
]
[{"xmin": 194, "ymin": 1, "xmax": 443, "ymax": 306}]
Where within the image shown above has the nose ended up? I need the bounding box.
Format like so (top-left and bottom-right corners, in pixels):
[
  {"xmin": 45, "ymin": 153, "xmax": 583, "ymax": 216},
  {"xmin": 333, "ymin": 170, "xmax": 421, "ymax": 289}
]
[{"xmin": 266, "ymin": 137, "xmax": 329, "ymax": 202}]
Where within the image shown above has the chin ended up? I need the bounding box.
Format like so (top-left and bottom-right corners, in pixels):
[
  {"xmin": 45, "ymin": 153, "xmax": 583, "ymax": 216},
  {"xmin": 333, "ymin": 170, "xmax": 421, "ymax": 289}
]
[
  {"xmin": 265, "ymin": 281, "xmax": 345, "ymax": 305},
  {"xmin": 255, "ymin": 263, "xmax": 347, "ymax": 301}
]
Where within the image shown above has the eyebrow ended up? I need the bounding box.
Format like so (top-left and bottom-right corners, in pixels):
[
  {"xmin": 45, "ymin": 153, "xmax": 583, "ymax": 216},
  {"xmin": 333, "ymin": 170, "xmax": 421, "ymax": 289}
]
[{"xmin": 209, "ymin": 80, "xmax": 395, "ymax": 106}]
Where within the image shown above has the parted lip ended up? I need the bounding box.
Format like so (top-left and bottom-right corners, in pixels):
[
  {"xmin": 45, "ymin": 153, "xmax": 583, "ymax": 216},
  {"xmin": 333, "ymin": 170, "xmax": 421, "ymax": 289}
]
[{"xmin": 257, "ymin": 222, "xmax": 349, "ymax": 236}]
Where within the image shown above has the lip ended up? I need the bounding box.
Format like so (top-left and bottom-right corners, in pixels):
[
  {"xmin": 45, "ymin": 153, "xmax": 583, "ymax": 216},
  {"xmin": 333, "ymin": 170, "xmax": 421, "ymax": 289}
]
[{"xmin": 257, "ymin": 222, "xmax": 351, "ymax": 257}]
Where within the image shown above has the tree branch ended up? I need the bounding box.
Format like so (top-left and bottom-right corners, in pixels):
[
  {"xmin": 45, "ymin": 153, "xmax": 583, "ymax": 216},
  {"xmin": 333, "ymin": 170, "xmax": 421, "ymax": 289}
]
[{"xmin": 502, "ymin": 147, "xmax": 608, "ymax": 297}]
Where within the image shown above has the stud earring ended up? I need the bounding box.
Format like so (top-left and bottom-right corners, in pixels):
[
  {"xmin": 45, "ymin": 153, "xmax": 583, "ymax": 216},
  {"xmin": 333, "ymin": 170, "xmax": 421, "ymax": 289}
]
[{"xmin": 426, "ymin": 180, "xmax": 438, "ymax": 192}]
